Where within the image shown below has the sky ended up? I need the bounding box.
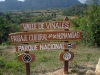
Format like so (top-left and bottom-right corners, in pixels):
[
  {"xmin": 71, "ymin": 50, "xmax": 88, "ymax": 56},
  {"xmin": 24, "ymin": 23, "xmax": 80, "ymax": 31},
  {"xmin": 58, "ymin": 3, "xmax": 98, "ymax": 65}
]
[
  {"xmin": 78, "ymin": 0, "xmax": 86, "ymax": 3},
  {"xmin": 0, "ymin": 0, "xmax": 86, "ymax": 3},
  {"xmin": 0, "ymin": 0, "xmax": 24, "ymax": 1}
]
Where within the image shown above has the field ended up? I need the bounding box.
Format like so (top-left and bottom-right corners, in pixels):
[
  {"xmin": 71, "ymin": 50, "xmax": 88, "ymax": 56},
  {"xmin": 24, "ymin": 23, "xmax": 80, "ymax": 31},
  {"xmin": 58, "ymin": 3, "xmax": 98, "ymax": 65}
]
[
  {"xmin": 0, "ymin": 9, "xmax": 99, "ymax": 75},
  {"xmin": 0, "ymin": 44, "xmax": 99, "ymax": 75}
]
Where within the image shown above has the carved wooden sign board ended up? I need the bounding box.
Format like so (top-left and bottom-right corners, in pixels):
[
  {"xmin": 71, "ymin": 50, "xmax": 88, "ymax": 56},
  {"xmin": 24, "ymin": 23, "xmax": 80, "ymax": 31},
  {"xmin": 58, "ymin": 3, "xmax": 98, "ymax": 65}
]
[
  {"xmin": 18, "ymin": 53, "xmax": 35, "ymax": 63},
  {"xmin": 16, "ymin": 43, "xmax": 76, "ymax": 51},
  {"xmin": 21, "ymin": 21, "xmax": 70, "ymax": 31},
  {"xmin": 9, "ymin": 31, "xmax": 82, "ymax": 44},
  {"xmin": 9, "ymin": 19, "xmax": 82, "ymax": 75},
  {"xmin": 9, "ymin": 21, "xmax": 82, "ymax": 63},
  {"xmin": 59, "ymin": 51, "xmax": 74, "ymax": 61}
]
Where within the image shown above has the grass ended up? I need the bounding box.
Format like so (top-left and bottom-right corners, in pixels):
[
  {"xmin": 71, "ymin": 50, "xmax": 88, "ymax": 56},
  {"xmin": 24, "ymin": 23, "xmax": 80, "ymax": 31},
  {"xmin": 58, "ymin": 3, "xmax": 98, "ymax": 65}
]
[
  {"xmin": 0, "ymin": 9, "xmax": 97, "ymax": 75},
  {"xmin": 0, "ymin": 44, "xmax": 99, "ymax": 75}
]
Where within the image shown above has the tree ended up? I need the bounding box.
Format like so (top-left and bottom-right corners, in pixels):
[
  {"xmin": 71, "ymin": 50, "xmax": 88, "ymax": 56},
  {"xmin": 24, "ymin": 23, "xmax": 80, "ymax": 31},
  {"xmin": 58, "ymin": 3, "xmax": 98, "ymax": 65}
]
[
  {"xmin": 85, "ymin": 0, "xmax": 100, "ymax": 46},
  {"xmin": 0, "ymin": 13, "xmax": 20, "ymax": 44},
  {"xmin": 71, "ymin": 0, "xmax": 100, "ymax": 46},
  {"xmin": 62, "ymin": 4, "xmax": 87, "ymax": 16},
  {"xmin": 0, "ymin": 16, "xmax": 11, "ymax": 44}
]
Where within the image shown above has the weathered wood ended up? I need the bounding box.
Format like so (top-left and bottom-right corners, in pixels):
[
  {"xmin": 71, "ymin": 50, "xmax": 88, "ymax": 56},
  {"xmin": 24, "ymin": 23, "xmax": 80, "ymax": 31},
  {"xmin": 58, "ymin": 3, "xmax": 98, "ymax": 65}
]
[
  {"xmin": 64, "ymin": 17, "xmax": 69, "ymax": 74},
  {"xmin": 9, "ymin": 31, "xmax": 82, "ymax": 44},
  {"xmin": 18, "ymin": 53, "xmax": 35, "ymax": 63},
  {"xmin": 59, "ymin": 51, "xmax": 74, "ymax": 61},
  {"xmin": 21, "ymin": 21, "xmax": 70, "ymax": 31},
  {"xmin": 16, "ymin": 43, "xmax": 76, "ymax": 51}
]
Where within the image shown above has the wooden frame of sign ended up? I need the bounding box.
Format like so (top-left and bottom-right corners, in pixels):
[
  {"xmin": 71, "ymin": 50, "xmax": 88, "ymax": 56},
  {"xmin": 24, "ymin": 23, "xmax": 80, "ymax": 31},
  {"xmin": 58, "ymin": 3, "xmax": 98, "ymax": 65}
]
[
  {"xmin": 9, "ymin": 18, "xmax": 82, "ymax": 75},
  {"xmin": 18, "ymin": 53, "xmax": 35, "ymax": 63},
  {"xmin": 9, "ymin": 31, "xmax": 82, "ymax": 44},
  {"xmin": 21, "ymin": 21, "xmax": 70, "ymax": 31},
  {"xmin": 59, "ymin": 51, "xmax": 74, "ymax": 61},
  {"xmin": 16, "ymin": 43, "xmax": 76, "ymax": 51}
]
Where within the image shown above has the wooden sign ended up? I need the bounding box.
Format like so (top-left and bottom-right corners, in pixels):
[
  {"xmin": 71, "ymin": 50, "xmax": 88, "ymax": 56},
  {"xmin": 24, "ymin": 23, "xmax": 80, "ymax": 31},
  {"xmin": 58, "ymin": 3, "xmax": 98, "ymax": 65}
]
[
  {"xmin": 21, "ymin": 21, "xmax": 70, "ymax": 31},
  {"xmin": 9, "ymin": 31, "xmax": 82, "ymax": 44},
  {"xmin": 59, "ymin": 51, "xmax": 74, "ymax": 61},
  {"xmin": 18, "ymin": 53, "xmax": 35, "ymax": 63},
  {"xmin": 16, "ymin": 43, "xmax": 76, "ymax": 51}
]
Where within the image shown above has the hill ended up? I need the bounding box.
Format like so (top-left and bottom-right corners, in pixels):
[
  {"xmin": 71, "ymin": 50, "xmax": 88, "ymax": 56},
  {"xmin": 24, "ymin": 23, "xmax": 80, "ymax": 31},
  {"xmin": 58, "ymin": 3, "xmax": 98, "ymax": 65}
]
[
  {"xmin": 62, "ymin": 4, "xmax": 88, "ymax": 16},
  {"xmin": 0, "ymin": 0, "xmax": 81, "ymax": 10}
]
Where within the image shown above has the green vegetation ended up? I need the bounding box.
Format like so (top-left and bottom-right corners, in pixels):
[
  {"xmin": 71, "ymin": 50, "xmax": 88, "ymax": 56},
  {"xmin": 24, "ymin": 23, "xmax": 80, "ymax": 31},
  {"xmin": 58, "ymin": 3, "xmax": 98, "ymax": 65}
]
[
  {"xmin": 0, "ymin": 0, "xmax": 100, "ymax": 46},
  {"xmin": 0, "ymin": 0, "xmax": 81, "ymax": 10},
  {"xmin": 0, "ymin": 9, "xmax": 65, "ymax": 44},
  {"xmin": 0, "ymin": 0, "xmax": 100, "ymax": 75},
  {"xmin": 62, "ymin": 4, "xmax": 88, "ymax": 16},
  {"xmin": 0, "ymin": 12, "xmax": 20, "ymax": 44},
  {"xmin": 0, "ymin": 45, "xmax": 99, "ymax": 75},
  {"xmin": 71, "ymin": 0, "xmax": 100, "ymax": 47}
]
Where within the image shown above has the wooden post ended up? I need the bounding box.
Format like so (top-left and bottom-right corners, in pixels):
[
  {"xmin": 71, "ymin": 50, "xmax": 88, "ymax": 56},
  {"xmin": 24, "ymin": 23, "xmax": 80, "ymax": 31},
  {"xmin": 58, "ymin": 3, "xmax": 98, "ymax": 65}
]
[
  {"xmin": 22, "ymin": 20, "xmax": 30, "ymax": 75},
  {"xmin": 64, "ymin": 49, "xmax": 69, "ymax": 74},
  {"xmin": 64, "ymin": 17, "xmax": 69, "ymax": 74},
  {"xmin": 25, "ymin": 51, "xmax": 30, "ymax": 75},
  {"xmin": 26, "ymin": 63, "xmax": 30, "ymax": 75},
  {"xmin": 24, "ymin": 43, "xmax": 30, "ymax": 75}
]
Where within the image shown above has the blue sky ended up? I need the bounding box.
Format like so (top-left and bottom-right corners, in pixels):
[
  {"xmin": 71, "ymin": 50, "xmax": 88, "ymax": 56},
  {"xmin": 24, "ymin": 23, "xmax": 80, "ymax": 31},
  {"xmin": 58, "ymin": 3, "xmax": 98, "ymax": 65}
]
[
  {"xmin": 0, "ymin": 0, "xmax": 86, "ymax": 3},
  {"xmin": 0, "ymin": 0, "xmax": 24, "ymax": 1},
  {"xmin": 78, "ymin": 0, "xmax": 86, "ymax": 3}
]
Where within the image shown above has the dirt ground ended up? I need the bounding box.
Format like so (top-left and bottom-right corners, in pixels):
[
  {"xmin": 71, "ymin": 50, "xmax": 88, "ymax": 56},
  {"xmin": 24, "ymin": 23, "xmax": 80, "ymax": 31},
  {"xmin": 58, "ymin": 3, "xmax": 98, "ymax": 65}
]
[
  {"xmin": 38, "ymin": 61, "xmax": 96, "ymax": 75},
  {"xmin": 39, "ymin": 68, "xmax": 96, "ymax": 75}
]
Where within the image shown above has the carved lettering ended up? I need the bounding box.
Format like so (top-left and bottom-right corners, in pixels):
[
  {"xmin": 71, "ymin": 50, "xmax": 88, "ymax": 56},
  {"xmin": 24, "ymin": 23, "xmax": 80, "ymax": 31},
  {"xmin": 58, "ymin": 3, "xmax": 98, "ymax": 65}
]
[
  {"xmin": 21, "ymin": 21, "xmax": 70, "ymax": 31},
  {"xmin": 9, "ymin": 31, "xmax": 81, "ymax": 44}
]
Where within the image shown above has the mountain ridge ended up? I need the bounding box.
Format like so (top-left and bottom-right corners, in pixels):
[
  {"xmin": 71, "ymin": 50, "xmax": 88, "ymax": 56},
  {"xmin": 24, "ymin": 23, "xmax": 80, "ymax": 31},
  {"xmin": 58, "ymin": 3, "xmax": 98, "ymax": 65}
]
[{"xmin": 0, "ymin": 0, "xmax": 81, "ymax": 10}]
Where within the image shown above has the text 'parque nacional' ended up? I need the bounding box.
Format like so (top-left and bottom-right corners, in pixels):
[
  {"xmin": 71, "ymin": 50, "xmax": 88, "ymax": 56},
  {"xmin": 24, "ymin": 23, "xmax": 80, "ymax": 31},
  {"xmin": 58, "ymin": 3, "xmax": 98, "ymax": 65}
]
[
  {"xmin": 16, "ymin": 43, "xmax": 76, "ymax": 51},
  {"xmin": 9, "ymin": 31, "xmax": 82, "ymax": 44}
]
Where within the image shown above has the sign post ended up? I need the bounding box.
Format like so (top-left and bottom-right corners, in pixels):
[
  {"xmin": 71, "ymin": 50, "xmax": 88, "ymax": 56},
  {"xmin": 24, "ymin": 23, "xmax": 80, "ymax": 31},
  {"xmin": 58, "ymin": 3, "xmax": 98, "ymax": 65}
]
[
  {"xmin": 26, "ymin": 63, "xmax": 30, "ymax": 75},
  {"xmin": 9, "ymin": 17, "xmax": 81, "ymax": 75},
  {"xmin": 25, "ymin": 51, "xmax": 30, "ymax": 75},
  {"xmin": 64, "ymin": 17, "xmax": 69, "ymax": 74},
  {"xmin": 18, "ymin": 52, "xmax": 35, "ymax": 75},
  {"xmin": 64, "ymin": 49, "xmax": 69, "ymax": 74},
  {"xmin": 24, "ymin": 20, "xmax": 31, "ymax": 75},
  {"xmin": 22, "ymin": 20, "xmax": 31, "ymax": 75}
]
